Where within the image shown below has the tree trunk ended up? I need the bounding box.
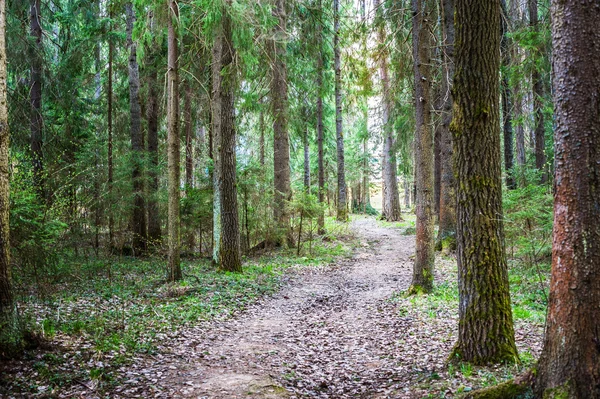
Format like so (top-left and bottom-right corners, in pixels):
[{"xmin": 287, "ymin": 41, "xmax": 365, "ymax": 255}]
[
  {"xmin": 436, "ymin": 0, "xmax": 456, "ymax": 252},
  {"xmin": 107, "ymin": 6, "xmax": 114, "ymax": 250},
  {"xmin": 126, "ymin": 2, "xmax": 147, "ymax": 255},
  {"xmin": 214, "ymin": 4, "xmax": 241, "ymax": 272},
  {"xmin": 535, "ymin": 2, "xmax": 600, "ymax": 397},
  {"xmin": 451, "ymin": 0, "xmax": 518, "ymax": 364},
  {"xmin": 185, "ymin": 84, "xmax": 193, "ymax": 189},
  {"xmin": 374, "ymin": 0, "xmax": 401, "ymax": 222},
  {"xmin": 317, "ymin": 0, "xmax": 325, "ymax": 233},
  {"xmin": 167, "ymin": 0, "xmax": 181, "ymax": 281},
  {"xmin": 362, "ymin": 136, "xmax": 370, "ymax": 212},
  {"xmin": 528, "ymin": 0, "xmax": 547, "ymax": 184},
  {"xmin": 146, "ymin": 22, "xmax": 161, "ymax": 245},
  {"xmin": 334, "ymin": 0, "xmax": 347, "ymax": 222},
  {"xmin": 303, "ymin": 126, "xmax": 310, "ymax": 191},
  {"xmin": 0, "ymin": 0, "xmax": 20, "ymax": 355},
  {"xmin": 270, "ymin": 0, "xmax": 292, "ymax": 243},
  {"xmin": 500, "ymin": 0, "xmax": 515, "ymax": 190},
  {"xmin": 29, "ymin": 0, "xmax": 43, "ymax": 198},
  {"xmin": 259, "ymin": 106, "xmax": 265, "ymax": 167},
  {"xmin": 409, "ymin": 0, "xmax": 435, "ymax": 293}
]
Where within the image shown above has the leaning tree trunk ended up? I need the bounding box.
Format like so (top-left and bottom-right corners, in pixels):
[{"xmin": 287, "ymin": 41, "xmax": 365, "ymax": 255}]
[
  {"xmin": 451, "ymin": 0, "xmax": 518, "ymax": 364},
  {"xmin": 334, "ymin": 0, "xmax": 347, "ymax": 222},
  {"xmin": 374, "ymin": 0, "xmax": 401, "ymax": 222},
  {"xmin": 0, "ymin": 0, "xmax": 20, "ymax": 355},
  {"xmin": 29, "ymin": 0, "xmax": 43, "ymax": 198},
  {"xmin": 270, "ymin": 0, "xmax": 292, "ymax": 243},
  {"xmin": 528, "ymin": 0, "xmax": 547, "ymax": 184},
  {"xmin": 436, "ymin": 0, "xmax": 456, "ymax": 252},
  {"xmin": 126, "ymin": 2, "xmax": 147, "ymax": 255},
  {"xmin": 316, "ymin": 0, "xmax": 325, "ymax": 233},
  {"xmin": 409, "ymin": 0, "xmax": 435, "ymax": 294},
  {"xmin": 215, "ymin": 4, "xmax": 241, "ymax": 272},
  {"xmin": 167, "ymin": 0, "xmax": 181, "ymax": 281},
  {"xmin": 535, "ymin": 2, "xmax": 600, "ymax": 397}
]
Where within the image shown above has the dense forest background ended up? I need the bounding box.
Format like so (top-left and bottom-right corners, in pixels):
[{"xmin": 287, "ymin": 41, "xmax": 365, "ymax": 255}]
[{"xmin": 1, "ymin": 0, "xmax": 597, "ymax": 397}]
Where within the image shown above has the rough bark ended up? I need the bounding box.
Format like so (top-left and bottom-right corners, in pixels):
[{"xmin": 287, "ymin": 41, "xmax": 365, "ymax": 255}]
[
  {"xmin": 316, "ymin": 0, "xmax": 325, "ymax": 233},
  {"xmin": 215, "ymin": 5, "xmax": 241, "ymax": 272},
  {"xmin": 29, "ymin": 0, "xmax": 43, "ymax": 198},
  {"xmin": 535, "ymin": 2, "xmax": 600, "ymax": 397},
  {"xmin": 0, "ymin": 0, "xmax": 20, "ymax": 355},
  {"xmin": 409, "ymin": 0, "xmax": 435, "ymax": 294},
  {"xmin": 501, "ymin": 0, "xmax": 515, "ymax": 190},
  {"xmin": 146, "ymin": 19, "xmax": 161, "ymax": 245},
  {"xmin": 126, "ymin": 3, "xmax": 147, "ymax": 255},
  {"xmin": 334, "ymin": 0, "xmax": 347, "ymax": 222},
  {"xmin": 436, "ymin": 0, "xmax": 456, "ymax": 252},
  {"xmin": 270, "ymin": 0, "xmax": 292, "ymax": 242},
  {"xmin": 450, "ymin": 0, "xmax": 518, "ymax": 364},
  {"xmin": 528, "ymin": 0, "xmax": 547, "ymax": 184},
  {"xmin": 167, "ymin": 0, "xmax": 181, "ymax": 281},
  {"xmin": 374, "ymin": 0, "xmax": 401, "ymax": 222}
]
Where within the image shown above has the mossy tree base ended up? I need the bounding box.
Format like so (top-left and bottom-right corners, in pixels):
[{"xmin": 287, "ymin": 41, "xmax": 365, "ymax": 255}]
[{"xmin": 462, "ymin": 379, "xmax": 531, "ymax": 399}]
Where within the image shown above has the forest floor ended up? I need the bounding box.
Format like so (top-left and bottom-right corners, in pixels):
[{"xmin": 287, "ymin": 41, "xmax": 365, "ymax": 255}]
[{"xmin": 2, "ymin": 215, "xmax": 544, "ymax": 398}]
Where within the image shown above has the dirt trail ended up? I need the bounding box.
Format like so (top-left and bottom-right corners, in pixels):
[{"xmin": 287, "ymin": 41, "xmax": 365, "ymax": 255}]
[{"xmin": 117, "ymin": 217, "xmax": 430, "ymax": 398}]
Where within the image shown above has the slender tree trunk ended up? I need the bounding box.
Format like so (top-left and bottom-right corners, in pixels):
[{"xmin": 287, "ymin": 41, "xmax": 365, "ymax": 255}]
[
  {"xmin": 528, "ymin": 0, "xmax": 547, "ymax": 184},
  {"xmin": 374, "ymin": 0, "xmax": 400, "ymax": 222},
  {"xmin": 107, "ymin": 6, "xmax": 114, "ymax": 250},
  {"xmin": 317, "ymin": 0, "xmax": 325, "ymax": 233},
  {"xmin": 436, "ymin": 0, "xmax": 456, "ymax": 252},
  {"xmin": 214, "ymin": 4, "xmax": 241, "ymax": 272},
  {"xmin": 535, "ymin": 3, "xmax": 600, "ymax": 397},
  {"xmin": 146, "ymin": 20, "xmax": 161, "ymax": 245},
  {"xmin": 167, "ymin": 0, "xmax": 181, "ymax": 281},
  {"xmin": 0, "ymin": 0, "xmax": 20, "ymax": 354},
  {"xmin": 126, "ymin": 3, "xmax": 147, "ymax": 255},
  {"xmin": 212, "ymin": 18, "xmax": 223, "ymax": 265},
  {"xmin": 270, "ymin": 0, "xmax": 292, "ymax": 243},
  {"xmin": 29, "ymin": 0, "xmax": 43, "ymax": 198},
  {"xmin": 362, "ymin": 137, "xmax": 370, "ymax": 212},
  {"xmin": 501, "ymin": 0, "xmax": 515, "ymax": 190},
  {"xmin": 259, "ymin": 106, "xmax": 265, "ymax": 167},
  {"xmin": 434, "ymin": 121, "xmax": 441, "ymax": 219},
  {"xmin": 303, "ymin": 126, "xmax": 310, "ymax": 191},
  {"xmin": 409, "ymin": 0, "xmax": 435, "ymax": 293},
  {"xmin": 404, "ymin": 179, "xmax": 410, "ymax": 208},
  {"xmin": 450, "ymin": 0, "xmax": 518, "ymax": 364},
  {"xmin": 185, "ymin": 84, "xmax": 193, "ymax": 189},
  {"xmin": 334, "ymin": 0, "xmax": 347, "ymax": 222}
]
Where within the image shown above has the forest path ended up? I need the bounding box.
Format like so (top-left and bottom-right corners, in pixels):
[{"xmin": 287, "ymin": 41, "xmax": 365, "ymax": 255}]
[{"xmin": 124, "ymin": 216, "xmax": 428, "ymax": 398}]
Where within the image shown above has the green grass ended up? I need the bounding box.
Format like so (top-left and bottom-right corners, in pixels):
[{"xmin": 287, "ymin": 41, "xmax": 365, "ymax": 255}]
[{"xmin": 377, "ymin": 211, "xmax": 417, "ymax": 235}]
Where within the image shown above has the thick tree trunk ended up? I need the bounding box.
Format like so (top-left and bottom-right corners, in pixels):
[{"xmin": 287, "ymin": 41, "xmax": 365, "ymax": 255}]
[
  {"xmin": 0, "ymin": 0, "xmax": 20, "ymax": 355},
  {"xmin": 501, "ymin": 0, "xmax": 515, "ymax": 190},
  {"xmin": 316, "ymin": 0, "xmax": 325, "ymax": 233},
  {"xmin": 409, "ymin": 0, "xmax": 435, "ymax": 293},
  {"xmin": 374, "ymin": 0, "xmax": 400, "ymax": 222},
  {"xmin": 126, "ymin": 3, "xmax": 147, "ymax": 255},
  {"xmin": 535, "ymin": 3, "xmax": 600, "ymax": 397},
  {"xmin": 270, "ymin": 0, "xmax": 292, "ymax": 242},
  {"xmin": 436, "ymin": 0, "xmax": 456, "ymax": 252},
  {"xmin": 334, "ymin": 0, "xmax": 347, "ymax": 222},
  {"xmin": 146, "ymin": 29, "xmax": 161, "ymax": 245},
  {"xmin": 528, "ymin": 0, "xmax": 547, "ymax": 184},
  {"xmin": 167, "ymin": 0, "xmax": 181, "ymax": 281},
  {"xmin": 29, "ymin": 0, "xmax": 43, "ymax": 198},
  {"xmin": 451, "ymin": 0, "xmax": 518, "ymax": 364},
  {"xmin": 212, "ymin": 27, "xmax": 223, "ymax": 265},
  {"xmin": 215, "ymin": 5, "xmax": 241, "ymax": 272}
]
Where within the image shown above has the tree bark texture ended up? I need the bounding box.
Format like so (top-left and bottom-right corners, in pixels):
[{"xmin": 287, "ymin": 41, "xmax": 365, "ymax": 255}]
[
  {"xmin": 30, "ymin": 0, "xmax": 43, "ymax": 198},
  {"xmin": 107, "ymin": 8, "xmax": 114, "ymax": 248},
  {"xmin": 451, "ymin": 0, "xmax": 518, "ymax": 365},
  {"xmin": 270, "ymin": 0, "xmax": 292, "ymax": 240},
  {"xmin": 535, "ymin": 2, "xmax": 600, "ymax": 397},
  {"xmin": 126, "ymin": 3, "xmax": 147, "ymax": 254},
  {"xmin": 167, "ymin": 0, "xmax": 181, "ymax": 281},
  {"xmin": 334, "ymin": 0, "xmax": 347, "ymax": 222},
  {"xmin": 317, "ymin": 0, "xmax": 325, "ymax": 233},
  {"xmin": 213, "ymin": 5, "xmax": 241, "ymax": 272},
  {"xmin": 501, "ymin": 0, "xmax": 515, "ymax": 190},
  {"xmin": 409, "ymin": 0, "xmax": 435, "ymax": 293},
  {"xmin": 0, "ymin": 0, "xmax": 19, "ymax": 355},
  {"xmin": 436, "ymin": 0, "xmax": 456, "ymax": 251},
  {"xmin": 185, "ymin": 84, "xmax": 194, "ymax": 189}
]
